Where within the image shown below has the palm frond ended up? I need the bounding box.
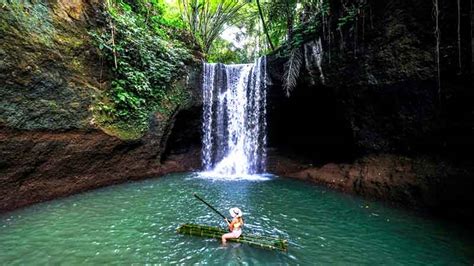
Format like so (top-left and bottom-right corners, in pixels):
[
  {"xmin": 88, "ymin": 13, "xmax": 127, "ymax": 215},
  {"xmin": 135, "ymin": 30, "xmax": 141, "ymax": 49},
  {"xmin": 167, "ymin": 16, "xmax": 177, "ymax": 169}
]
[{"xmin": 283, "ymin": 47, "xmax": 303, "ymax": 97}]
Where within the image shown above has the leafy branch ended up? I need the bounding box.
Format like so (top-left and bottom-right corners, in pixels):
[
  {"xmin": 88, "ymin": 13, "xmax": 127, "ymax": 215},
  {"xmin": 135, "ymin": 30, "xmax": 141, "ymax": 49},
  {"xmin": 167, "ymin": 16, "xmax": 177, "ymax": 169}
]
[{"xmin": 178, "ymin": 0, "xmax": 247, "ymax": 55}]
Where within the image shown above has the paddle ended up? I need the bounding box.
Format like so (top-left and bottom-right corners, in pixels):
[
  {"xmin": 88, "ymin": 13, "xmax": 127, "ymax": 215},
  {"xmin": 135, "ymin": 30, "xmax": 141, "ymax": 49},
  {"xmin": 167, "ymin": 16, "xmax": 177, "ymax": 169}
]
[{"xmin": 193, "ymin": 193, "xmax": 228, "ymax": 221}]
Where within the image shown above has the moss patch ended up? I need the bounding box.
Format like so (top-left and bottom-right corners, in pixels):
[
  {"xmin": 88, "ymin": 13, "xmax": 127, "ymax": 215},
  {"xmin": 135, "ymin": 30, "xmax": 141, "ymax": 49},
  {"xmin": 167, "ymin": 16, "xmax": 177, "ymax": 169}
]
[{"xmin": 92, "ymin": 79, "xmax": 191, "ymax": 140}]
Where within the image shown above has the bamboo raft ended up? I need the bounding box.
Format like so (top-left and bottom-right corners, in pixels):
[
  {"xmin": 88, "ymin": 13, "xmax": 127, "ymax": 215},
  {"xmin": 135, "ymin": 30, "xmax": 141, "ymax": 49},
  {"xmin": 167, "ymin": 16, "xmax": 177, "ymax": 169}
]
[{"xmin": 177, "ymin": 223, "xmax": 288, "ymax": 251}]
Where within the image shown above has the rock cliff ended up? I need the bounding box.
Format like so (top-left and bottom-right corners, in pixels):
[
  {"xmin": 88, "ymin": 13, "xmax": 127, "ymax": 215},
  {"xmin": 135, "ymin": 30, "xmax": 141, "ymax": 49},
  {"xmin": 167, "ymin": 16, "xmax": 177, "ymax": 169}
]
[
  {"xmin": 265, "ymin": 0, "xmax": 474, "ymax": 220},
  {"xmin": 0, "ymin": 0, "xmax": 200, "ymax": 212}
]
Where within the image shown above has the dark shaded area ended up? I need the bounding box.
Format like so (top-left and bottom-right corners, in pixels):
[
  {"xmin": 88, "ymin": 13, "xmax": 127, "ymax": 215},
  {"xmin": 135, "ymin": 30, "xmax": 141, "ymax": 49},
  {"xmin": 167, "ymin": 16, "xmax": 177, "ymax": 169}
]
[
  {"xmin": 265, "ymin": 0, "xmax": 474, "ymax": 160},
  {"xmin": 163, "ymin": 106, "xmax": 202, "ymax": 159},
  {"xmin": 441, "ymin": 75, "xmax": 474, "ymax": 159},
  {"xmin": 267, "ymin": 81, "xmax": 356, "ymax": 165},
  {"xmin": 264, "ymin": 0, "xmax": 474, "ymax": 223}
]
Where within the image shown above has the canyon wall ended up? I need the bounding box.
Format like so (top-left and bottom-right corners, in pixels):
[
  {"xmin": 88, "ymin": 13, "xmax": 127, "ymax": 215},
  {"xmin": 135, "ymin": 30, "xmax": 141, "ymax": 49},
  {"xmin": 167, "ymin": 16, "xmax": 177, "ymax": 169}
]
[
  {"xmin": 0, "ymin": 0, "xmax": 200, "ymax": 212},
  {"xmin": 1, "ymin": 0, "xmax": 472, "ymax": 222},
  {"xmin": 265, "ymin": 0, "xmax": 474, "ymax": 220}
]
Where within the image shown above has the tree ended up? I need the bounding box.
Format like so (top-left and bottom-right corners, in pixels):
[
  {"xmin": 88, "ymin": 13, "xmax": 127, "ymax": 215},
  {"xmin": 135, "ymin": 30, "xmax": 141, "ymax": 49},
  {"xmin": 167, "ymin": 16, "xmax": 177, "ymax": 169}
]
[
  {"xmin": 256, "ymin": 0, "xmax": 274, "ymax": 51},
  {"xmin": 178, "ymin": 0, "xmax": 247, "ymax": 54},
  {"xmin": 267, "ymin": 0, "xmax": 297, "ymax": 43}
]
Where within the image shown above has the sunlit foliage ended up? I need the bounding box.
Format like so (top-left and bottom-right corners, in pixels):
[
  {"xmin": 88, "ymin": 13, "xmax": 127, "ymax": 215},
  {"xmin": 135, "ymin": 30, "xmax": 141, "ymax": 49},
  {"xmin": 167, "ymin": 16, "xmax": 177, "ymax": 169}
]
[
  {"xmin": 91, "ymin": 0, "xmax": 192, "ymax": 139},
  {"xmin": 178, "ymin": 0, "xmax": 248, "ymax": 54}
]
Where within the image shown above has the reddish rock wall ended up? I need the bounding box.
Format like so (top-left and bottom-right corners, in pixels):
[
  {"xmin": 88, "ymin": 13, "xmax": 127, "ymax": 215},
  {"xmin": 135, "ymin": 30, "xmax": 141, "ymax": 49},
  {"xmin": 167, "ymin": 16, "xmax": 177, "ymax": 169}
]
[{"xmin": 0, "ymin": 126, "xmax": 200, "ymax": 212}]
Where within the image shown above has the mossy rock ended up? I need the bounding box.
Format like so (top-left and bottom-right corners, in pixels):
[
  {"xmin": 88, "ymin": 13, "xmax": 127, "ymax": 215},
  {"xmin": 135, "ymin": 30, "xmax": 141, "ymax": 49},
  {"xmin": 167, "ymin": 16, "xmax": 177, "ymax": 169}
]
[{"xmin": 0, "ymin": 0, "xmax": 105, "ymax": 130}]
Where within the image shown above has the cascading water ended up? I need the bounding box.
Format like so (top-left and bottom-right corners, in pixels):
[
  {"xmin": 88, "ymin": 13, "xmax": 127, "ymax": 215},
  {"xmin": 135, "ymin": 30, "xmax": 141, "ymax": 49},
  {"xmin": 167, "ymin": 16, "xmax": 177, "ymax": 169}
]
[{"xmin": 200, "ymin": 58, "xmax": 267, "ymax": 179}]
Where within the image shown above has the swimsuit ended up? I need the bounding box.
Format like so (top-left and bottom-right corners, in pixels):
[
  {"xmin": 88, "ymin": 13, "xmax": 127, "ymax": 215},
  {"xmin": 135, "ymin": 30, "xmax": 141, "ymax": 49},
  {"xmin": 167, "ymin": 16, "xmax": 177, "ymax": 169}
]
[
  {"xmin": 223, "ymin": 221, "xmax": 242, "ymax": 238},
  {"xmin": 223, "ymin": 228, "xmax": 242, "ymax": 238}
]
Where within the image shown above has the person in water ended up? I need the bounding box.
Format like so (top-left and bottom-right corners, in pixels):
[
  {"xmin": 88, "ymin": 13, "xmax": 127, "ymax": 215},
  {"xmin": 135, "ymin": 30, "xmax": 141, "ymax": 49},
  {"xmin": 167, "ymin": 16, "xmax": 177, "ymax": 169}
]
[{"xmin": 221, "ymin": 207, "xmax": 243, "ymax": 244}]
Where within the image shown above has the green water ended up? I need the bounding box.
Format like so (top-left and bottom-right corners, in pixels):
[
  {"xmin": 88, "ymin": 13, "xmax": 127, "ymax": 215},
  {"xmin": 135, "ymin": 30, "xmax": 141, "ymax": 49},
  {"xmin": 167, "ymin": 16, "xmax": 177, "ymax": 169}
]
[{"xmin": 0, "ymin": 173, "xmax": 473, "ymax": 265}]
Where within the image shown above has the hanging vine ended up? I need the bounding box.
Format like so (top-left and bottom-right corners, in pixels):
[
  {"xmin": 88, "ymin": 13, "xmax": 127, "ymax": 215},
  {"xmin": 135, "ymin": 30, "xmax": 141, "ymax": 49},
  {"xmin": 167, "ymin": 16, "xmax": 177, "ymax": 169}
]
[
  {"xmin": 432, "ymin": 0, "xmax": 441, "ymax": 100},
  {"xmin": 457, "ymin": 0, "xmax": 462, "ymax": 74}
]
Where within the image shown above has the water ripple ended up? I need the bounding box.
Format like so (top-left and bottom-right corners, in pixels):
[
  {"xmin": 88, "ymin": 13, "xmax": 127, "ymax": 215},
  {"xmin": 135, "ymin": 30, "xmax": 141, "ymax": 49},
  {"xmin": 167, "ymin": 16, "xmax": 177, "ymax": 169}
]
[{"xmin": 0, "ymin": 173, "xmax": 472, "ymax": 265}]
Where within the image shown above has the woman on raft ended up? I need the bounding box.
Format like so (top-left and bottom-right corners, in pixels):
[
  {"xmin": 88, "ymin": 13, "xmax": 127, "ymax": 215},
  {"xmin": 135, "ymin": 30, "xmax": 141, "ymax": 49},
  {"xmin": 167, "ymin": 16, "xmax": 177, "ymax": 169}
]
[{"xmin": 222, "ymin": 207, "xmax": 244, "ymax": 244}]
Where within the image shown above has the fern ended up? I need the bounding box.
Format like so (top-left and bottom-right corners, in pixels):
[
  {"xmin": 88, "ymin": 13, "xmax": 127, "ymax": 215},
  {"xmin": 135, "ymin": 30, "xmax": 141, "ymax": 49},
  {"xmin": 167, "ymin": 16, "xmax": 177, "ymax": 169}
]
[{"xmin": 283, "ymin": 47, "xmax": 303, "ymax": 97}]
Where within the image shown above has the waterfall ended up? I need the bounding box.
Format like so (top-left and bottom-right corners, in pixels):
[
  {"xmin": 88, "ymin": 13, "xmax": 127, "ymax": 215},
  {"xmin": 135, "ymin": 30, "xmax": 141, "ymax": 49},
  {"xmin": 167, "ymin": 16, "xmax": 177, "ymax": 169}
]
[{"xmin": 200, "ymin": 57, "xmax": 267, "ymax": 178}]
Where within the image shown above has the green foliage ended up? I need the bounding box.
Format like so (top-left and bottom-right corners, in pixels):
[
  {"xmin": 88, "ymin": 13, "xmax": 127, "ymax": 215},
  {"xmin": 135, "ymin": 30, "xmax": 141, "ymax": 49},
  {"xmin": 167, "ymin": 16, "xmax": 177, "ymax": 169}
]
[
  {"xmin": 337, "ymin": 3, "xmax": 363, "ymax": 30},
  {"xmin": 266, "ymin": 0, "xmax": 297, "ymax": 43},
  {"xmin": 273, "ymin": 0, "xmax": 371, "ymax": 97},
  {"xmin": 178, "ymin": 0, "xmax": 248, "ymax": 54},
  {"xmin": 267, "ymin": 0, "xmax": 368, "ymax": 57},
  {"xmin": 207, "ymin": 37, "xmax": 243, "ymax": 64},
  {"xmin": 212, "ymin": 1, "xmax": 271, "ymax": 62},
  {"xmin": 206, "ymin": 33, "xmax": 261, "ymax": 64},
  {"xmin": 91, "ymin": 0, "xmax": 192, "ymax": 139}
]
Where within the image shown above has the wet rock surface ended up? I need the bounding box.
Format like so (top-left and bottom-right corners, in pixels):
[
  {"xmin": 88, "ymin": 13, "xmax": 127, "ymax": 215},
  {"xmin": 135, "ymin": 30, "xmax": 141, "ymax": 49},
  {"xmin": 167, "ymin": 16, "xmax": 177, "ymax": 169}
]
[
  {"xmin": 0, "ymin": 123, "xmax": 201, "ymax": 212},
  {"xmin": 267, "ymin": 153, "xmax": 474, "ymax": 221},
  {"xmin": 0, "ymin": 0, "xmax": 201, "ymax": 212},
  {"xmin": 266, "ymin": 0, "xmax": 473, "ymax": 154},
  {"xmin": 265, "ymin": 0, "xmax": 474, "ymax": 221},
  {"xmin": 0, "ymin": 0, "xmax": 106, "ymax": 130}
]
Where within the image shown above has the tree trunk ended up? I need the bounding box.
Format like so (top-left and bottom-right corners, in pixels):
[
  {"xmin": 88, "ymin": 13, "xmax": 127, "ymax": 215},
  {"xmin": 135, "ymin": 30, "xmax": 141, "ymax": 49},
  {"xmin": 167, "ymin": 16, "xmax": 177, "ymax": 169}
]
[
  {"xmin": 286, "ymin": 0, "xmax": 294, "ymax": 43},
  {"xmin": 256, "ymin": 0, "xmax": 275, "ymax": 51}
]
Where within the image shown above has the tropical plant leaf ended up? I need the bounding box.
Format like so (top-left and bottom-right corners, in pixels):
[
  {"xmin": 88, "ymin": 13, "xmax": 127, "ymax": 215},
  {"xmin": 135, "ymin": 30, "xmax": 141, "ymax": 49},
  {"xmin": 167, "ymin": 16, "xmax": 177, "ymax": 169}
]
[{"xmin": 283, "ymin": 47, "xmax": 303, "ymax": 97}]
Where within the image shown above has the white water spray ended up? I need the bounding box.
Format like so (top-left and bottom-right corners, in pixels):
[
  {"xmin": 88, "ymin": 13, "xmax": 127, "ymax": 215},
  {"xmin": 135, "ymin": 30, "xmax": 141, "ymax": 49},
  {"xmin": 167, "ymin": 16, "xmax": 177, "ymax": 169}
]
[{"xmin": 200, "ymin": 58, "xmax": 268, "ymax": 179}]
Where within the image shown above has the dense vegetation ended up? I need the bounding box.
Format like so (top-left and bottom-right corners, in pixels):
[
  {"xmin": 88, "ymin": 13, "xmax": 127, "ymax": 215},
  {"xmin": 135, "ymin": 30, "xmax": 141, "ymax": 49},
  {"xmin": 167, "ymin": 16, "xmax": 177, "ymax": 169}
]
[
  {"xmin": 90, "ymin": 0, "xmax": 370, "ymax": 137},
  {"xmin": 185, "ymin": 0, "xmax": 367, "ymax": 63},
  {"xmin": 91, "ymin": 0, "xmax": 194, "ymax": 139}
]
